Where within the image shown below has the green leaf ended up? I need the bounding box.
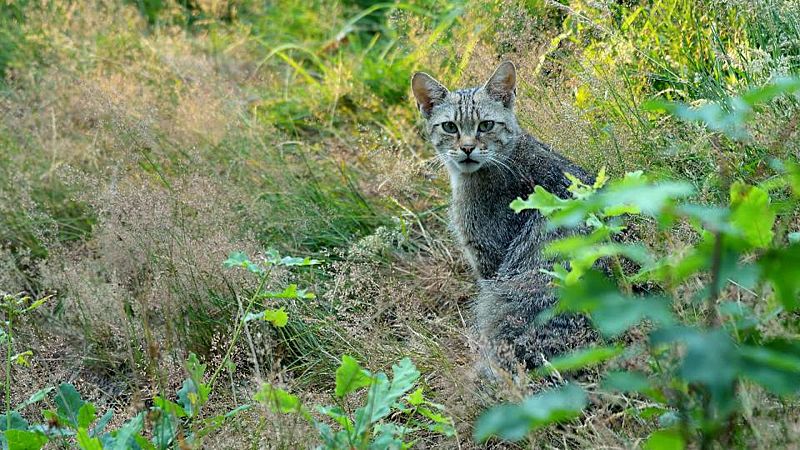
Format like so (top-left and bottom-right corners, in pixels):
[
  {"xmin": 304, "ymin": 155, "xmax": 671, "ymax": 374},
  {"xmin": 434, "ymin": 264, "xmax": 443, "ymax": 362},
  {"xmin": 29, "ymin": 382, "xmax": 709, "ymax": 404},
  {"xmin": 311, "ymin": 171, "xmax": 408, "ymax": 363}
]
[
  {"xmin": 54, "ymin": 383, "xmax": 86, "ymax": 428},
  {"xmin": 739, "ymin": 340, "xmax": 800, "ymax": 395},
  {"xmin": 335, "ymin": 355, "xmax": 373, "ymax": 398},
  {"xmin": 278, "ymin": 256, "xmax": 323, "ymax": 267},
  {"xmin": 760, "ymin": 244, "xmax": 800, "ymax": 311},
  {"xmin": 263, "ymin": 308, "xmax": 289, "ymax": 327},
  {"xmin": 474, "ymin": 384, "xmax": 587, "ymax": 442},
  {"xmin": 11, "ymin": 351, "xmax": 32, "ymax": 367},
  {"xmin": 110, "ymin": 413, "xmax": 144, "ymax": 450},
  {"xmin": 90, "ymin": 410, "xmax": 113, "ymax": 437},
  {"xmin": 77, "ymin": 403, "xmax": 96, "ymax": 429},
  {"xmin": 261, "ymin": 284, "xmax": 316, "ymax": 299},
  {"xmin": 153, "ymin": 396, "xmax": 187, "ymax": 418},
  {"xmin": 15, "ymin": 387, "xmax": 54, "ymax": 411},
  {"xmin": 4, "ymin": 430, "xmax": 48, "ymax": 450},
  {"xmin": 0, "ymin": 412, "xmax": 28, "ymax": 431},
  {"xmin": 353, "ymin": 358, "xmax": 420, "ymax": 436},
  {"xmin": 317, "ymin": 406, "xmax": 354, "ymax": 432},
  {"xmin": 643, "ymin": 428, "xmax": 685, "ymax": 450},
  {"xmin": 650, "ymin": 327, "xmax": 739, "ymax": 415},
  {"xmin": 254, "ymin": 384, "xmax": 307, "ymax": 419},
  {"xmin": 177, "ymin": 378, "xmax": 209, "ymax": 418},
  {"xmin": 369, "ymin": 423, "xmax": 404, "ymax": 449},
  {"xmin": 510, "ymin": 186, "xmax": 572, "ymax": 215},
  {"xmin": 602, "ymin": 371, "xmax": 651, "ymax": 393},
  {"xmin": 558, "ymin": 271, "xmax": 673, "ymax": 337},
  {"xmin": 406, "ymin": 387, "xmax": 424, "ymax": 406},
  {"xmin": 730, "ymin": 183, "xmax": 775, "ymax": 248},
  {"xmin": 600, "ymin": 181, "xmax": 694, "ymax": 217},
  {"xmin": 76, "ymin": 428, "xmax": 102, "ymax": 450},
  {"xmin": 538, "ymin": 345, "xmax": 623, "ymax": 375},
  {"xmin": 223, "ymin": 252, "xmax": 264, "ymax": 274},
  {"xmin": 133, "ymin": 435, "xmax": 158, "ymax": 450}
]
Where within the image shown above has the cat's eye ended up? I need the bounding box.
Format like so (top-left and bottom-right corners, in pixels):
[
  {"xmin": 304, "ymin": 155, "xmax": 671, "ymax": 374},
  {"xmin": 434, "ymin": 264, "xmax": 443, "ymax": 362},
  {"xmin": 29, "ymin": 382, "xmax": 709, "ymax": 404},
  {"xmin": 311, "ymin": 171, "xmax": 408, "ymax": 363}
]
[
  {"xmin": 441, "ymin": 121, "xmax": 458, "ymax": 133},
  {"xmin": 478, "ymin": 120, "xmax": 495, "ymax": 132}
]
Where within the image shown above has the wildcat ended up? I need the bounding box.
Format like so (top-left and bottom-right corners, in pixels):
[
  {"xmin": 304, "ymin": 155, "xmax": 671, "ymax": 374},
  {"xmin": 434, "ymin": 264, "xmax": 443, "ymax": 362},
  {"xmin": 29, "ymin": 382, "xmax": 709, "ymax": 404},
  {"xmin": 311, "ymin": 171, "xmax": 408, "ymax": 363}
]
[{"xmin": 411, "ymin": 61, "xmax": 596, "ymax": 370}]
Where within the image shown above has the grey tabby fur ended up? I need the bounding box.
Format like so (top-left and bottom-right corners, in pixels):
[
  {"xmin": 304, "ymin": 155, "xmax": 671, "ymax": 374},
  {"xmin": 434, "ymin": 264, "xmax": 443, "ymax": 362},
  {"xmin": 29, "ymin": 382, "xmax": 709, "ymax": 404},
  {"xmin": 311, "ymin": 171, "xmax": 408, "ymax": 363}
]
[{"xmin": 412, "ymin": 61, "xmax": 596, "ymax": 370}]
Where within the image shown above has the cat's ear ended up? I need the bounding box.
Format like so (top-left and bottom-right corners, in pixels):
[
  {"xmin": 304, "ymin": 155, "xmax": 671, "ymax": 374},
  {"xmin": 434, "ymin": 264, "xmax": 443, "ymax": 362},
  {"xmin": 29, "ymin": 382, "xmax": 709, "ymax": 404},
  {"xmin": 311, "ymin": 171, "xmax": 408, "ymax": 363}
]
[
  {"xmin": 483, "ymin": 61, "xmax": 516, "ymax": 108},
  {"xmin": 411, "ymin": 72, "xmax": 449, "ymax": 119}
]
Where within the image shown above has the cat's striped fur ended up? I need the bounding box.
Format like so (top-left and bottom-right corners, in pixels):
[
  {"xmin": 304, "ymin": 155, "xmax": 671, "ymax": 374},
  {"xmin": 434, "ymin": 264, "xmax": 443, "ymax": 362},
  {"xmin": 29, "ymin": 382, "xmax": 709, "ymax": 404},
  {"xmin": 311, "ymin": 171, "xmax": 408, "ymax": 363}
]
[{"xmin": 412, "ymin": 61, "xmax": 596, "ymax": 371}]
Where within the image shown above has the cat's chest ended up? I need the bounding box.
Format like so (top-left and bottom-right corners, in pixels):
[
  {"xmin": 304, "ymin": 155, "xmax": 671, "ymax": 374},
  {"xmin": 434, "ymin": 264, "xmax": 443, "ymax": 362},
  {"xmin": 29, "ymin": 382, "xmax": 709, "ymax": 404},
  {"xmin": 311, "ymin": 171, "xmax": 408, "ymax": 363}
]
[{"xmin": 450, "ymin": 179, "xmax": 529, "ymax": 277}]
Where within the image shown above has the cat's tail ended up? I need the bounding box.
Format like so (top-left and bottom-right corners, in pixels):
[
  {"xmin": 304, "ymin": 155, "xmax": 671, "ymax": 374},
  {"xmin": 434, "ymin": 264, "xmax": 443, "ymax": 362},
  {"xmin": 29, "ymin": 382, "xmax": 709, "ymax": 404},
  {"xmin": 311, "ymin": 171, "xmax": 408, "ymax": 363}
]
[{"xmin": 473, "ymin": 270, "xmax": 596, "ymax": 371}]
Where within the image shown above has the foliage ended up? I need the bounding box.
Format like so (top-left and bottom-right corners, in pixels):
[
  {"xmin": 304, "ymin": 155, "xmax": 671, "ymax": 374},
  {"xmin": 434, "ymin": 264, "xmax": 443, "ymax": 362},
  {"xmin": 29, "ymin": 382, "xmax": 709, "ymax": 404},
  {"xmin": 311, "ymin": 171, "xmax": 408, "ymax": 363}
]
[
  {"xmin": 479, "ymin": 77, "xmax": 800, "ymax": 446},
  {"xmin": 1, "ymin": 354, "xmax": 246, "ymax": 450},
  {"xmin": 256, "ymin": 355, "xmax": 455, "ymax": 449}
]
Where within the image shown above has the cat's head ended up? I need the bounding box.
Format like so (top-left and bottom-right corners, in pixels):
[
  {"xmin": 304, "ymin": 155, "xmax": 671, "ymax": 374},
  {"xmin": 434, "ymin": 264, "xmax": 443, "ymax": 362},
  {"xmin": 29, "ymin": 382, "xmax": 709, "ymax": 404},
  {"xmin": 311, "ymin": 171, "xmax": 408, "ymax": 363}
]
[{"xmin": 411, "ymin": 61, "xmax": 521, "ymax": 175}]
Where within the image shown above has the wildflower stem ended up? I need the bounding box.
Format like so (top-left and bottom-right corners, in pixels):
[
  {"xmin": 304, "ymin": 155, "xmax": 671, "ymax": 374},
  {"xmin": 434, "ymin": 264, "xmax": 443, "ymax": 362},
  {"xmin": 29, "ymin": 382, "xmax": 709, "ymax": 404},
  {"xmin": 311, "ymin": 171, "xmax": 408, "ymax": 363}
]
[
  {"xmin": 208, "ymin": 270, "xmax": 271, "ymax": 391},
  {"xmin": 5, "ymin": 317, "xmax": 11, "ymax": 431}
]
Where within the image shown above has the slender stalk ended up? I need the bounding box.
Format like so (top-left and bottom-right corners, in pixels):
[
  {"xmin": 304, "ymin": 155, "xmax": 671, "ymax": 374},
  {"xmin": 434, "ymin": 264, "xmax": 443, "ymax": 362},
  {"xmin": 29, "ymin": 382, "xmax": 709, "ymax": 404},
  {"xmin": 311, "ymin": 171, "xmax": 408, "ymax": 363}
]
[
  {"xmin": 708, "ymin": 231, "xmax": 724, "ymax": 327},
  {"xmin": 208, "ymin": 270, "xmax": 270, "ymax": 390},
  {"xmin": 5, "ymin": 317, "xmax": 12, "ymax": 432}
]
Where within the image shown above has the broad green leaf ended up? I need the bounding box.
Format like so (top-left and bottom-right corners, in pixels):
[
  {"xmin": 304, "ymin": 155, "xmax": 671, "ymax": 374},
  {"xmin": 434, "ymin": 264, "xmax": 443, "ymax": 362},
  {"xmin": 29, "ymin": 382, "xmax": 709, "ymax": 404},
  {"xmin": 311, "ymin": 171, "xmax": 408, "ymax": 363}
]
[
  {"xmin": 317, "ymin": 406, "xmax": 354, "ymax": 432},
  {"xmin": 539, "ymin": 345, "xmax": 623, "ymax": 375},
  {"xmin": 177, "ymin": 378, "xmax": 209, "ymax": 418},
  {"xmin": 223, "ymin": 252, "xmax": 264, "ymax": 274},
  {"xmin": 76, "ymin": 403, "xmax": 96, "ymax": 429},
  {"xmin": 558, "ymin": 271, "xmax": 673, "ymax": 337},
  {"xmin": 730, "ymin": 183, "xmax": 775, "ymax": 248},
  {"xmin": 110, "ymin": 412, "xmax": 144, "ymax": 450},
  {"xmin": 739, "ymin": 340, "xmax": 800, "ymax": 395},
  {"xmin": 335, "ymin": 355, "xmax": 373, "ymax": 398},
  {"xmin": 133, "ymin": 435, "xmax": 158, "ymax": 450},
  {"xmin": 353, "ymin": 358, "xmax": 420, "ymax": 436},
  {"xmin": 474, "ymin": 384, "xmax": 587, "ymax": 442},
  {"xmin": 369, "ymin": 423, "xmax": 404, "ymax": 450},
  {"xmin": 510, "ymin": 186, "xmax": 572, "ymax": 215},
  {"xmin": 4, "ymin": 430, "xmax": 48, "ymax": 450},
  {"xmin": 600, "ymin": 182, "xmax": 694, "ymax": 217},
  {"xmin": 279, "ymin": 256, "xmax": 323, "ymax": 266},
  {"xmin": 760, "ymin": 244, "xmax": 800, "ymax": 311},
  {"xmin": 54, "ymin": 383, "xmax": 86, "ymax": 428},
  {"xmin": 76, "ymin": 428, "xmax": 102, "ymax": 450},
  {"xmin": 254, "ymin": 384, "xmax": 308, "ymax": 419},
  {"xmin": 151, "ymin": 411, "xmax": 177, "ymax": 449},
  {"xmin": 643, "ymin": 428, "xmax": 685, "ymax": 450},
  {"xmin": 153, "ymin": 397, "xmax": 187, "ymax": 418},
  {"xmin": 0, "ymin": 412, "xmax": 28, "ymax": 431},
  {"xmin": 186, "ymin": 352, "xmax": 206, "ymax": 382},
  {"xmin": 650, "ymin": 327, "xmax": 739, "ymax": 415}
]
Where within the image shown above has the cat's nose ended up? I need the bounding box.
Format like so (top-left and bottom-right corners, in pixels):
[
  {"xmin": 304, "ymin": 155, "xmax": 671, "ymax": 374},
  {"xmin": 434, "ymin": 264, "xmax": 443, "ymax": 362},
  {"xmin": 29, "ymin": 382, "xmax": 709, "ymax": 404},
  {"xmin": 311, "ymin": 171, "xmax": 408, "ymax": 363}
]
[{"xmin": 460, "ymin": 143, "xmax": 476, "ymax": 155}]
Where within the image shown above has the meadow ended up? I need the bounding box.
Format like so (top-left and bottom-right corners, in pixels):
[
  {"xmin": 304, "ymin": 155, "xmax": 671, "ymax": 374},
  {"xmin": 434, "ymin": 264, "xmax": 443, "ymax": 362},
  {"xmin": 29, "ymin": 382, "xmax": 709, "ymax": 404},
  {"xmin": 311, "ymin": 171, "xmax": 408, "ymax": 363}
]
[{"xmin": 1, "ymin": 0, "xmax": 800, "ymax": 448}]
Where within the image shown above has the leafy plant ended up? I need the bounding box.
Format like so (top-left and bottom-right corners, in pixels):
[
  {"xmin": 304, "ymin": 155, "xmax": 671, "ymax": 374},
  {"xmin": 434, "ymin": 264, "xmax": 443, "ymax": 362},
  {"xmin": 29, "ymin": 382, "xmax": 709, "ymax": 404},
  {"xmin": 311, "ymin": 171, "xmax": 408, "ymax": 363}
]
[
  {"xmin": 477, "ymin": 78, "xmax": 800, "ymax": 447},
  {"xmin": 2, "ymin": 353, "xmax": 246, "ymax": 450},
  {"xmin": 257, "ymin": 355, "xmax": 455, "ymax": 449}
]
